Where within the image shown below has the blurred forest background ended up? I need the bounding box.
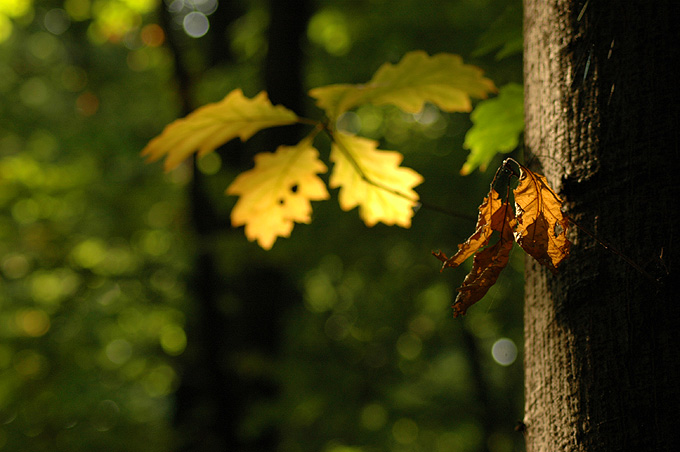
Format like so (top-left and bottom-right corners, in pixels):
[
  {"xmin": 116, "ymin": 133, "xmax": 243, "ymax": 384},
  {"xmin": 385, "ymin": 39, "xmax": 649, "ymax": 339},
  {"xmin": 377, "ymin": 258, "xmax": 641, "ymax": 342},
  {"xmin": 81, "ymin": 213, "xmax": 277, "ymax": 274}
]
[{"xmin": 0, "ymin": 0, "xmax": 525, "ymax": 451}]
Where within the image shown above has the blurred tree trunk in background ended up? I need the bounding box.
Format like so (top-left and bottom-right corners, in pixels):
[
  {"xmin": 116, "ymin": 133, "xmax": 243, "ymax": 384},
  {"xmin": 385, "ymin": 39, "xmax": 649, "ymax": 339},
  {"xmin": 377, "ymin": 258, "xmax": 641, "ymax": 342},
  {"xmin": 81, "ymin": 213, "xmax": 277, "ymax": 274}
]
[
  {"xmin": 162, "ymin": 1, "xmax": 312, "ymax": 451},
  {"xmin": 523, "ymin": 0, "xmax": 680, "ymax": 450}
]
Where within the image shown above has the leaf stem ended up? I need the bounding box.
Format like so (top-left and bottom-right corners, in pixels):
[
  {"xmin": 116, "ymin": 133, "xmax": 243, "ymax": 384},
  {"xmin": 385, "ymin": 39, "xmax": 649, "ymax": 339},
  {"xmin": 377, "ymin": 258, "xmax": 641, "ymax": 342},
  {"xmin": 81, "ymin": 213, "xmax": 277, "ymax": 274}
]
[{"xmin": 295, "ymin": 116, "xmax": 323, "ymax": 127}]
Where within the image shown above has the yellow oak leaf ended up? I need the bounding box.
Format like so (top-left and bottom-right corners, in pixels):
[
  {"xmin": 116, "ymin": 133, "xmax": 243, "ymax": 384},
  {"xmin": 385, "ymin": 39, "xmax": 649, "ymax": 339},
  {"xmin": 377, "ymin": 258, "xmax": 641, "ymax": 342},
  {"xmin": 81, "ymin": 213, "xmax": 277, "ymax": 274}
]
[
  {"xmin": 141, "ymin": 89, "xmax": 298, "ymax": 171},
  {"xmin": 309, "ymin": 51, "xmax": 496, "ymax": 120},
  {"xmin": 330, "ymin": 131, "xmax": 423, "ymax": 227},
  {"xmin": 226, "ymin": 137, "xmax": 329, "ymax": 249}
]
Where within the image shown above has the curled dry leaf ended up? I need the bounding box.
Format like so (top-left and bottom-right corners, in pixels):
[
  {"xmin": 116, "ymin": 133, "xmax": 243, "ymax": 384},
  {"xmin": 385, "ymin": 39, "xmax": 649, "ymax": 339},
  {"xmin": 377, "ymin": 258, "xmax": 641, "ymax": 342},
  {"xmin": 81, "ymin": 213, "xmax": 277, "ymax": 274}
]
[
  {"xmin": 433, "ymin": 189, "xmax": 516, "ymax": 317},
  {"xmin": 433, "ymin": 189, "xmax": 509, "ymax": 270},
  {"xmin": 513, "ymin": 166, "xmax": 571, "ymax": 273},
  {"xmin": 434, "ymin": 159, "xmax": 571, "ymax": 316},
  {"xmin": 454, "ymin": 210, "xmax": 515, "ymax": 317}
]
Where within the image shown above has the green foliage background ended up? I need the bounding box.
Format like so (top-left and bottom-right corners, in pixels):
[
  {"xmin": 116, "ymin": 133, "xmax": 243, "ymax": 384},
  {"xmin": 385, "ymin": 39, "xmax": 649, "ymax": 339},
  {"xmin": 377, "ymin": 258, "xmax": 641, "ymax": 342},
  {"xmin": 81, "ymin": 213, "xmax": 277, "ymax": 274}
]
[{"xmin": 1, "ymin": 1, "xmax": 524, "ymax": 451}]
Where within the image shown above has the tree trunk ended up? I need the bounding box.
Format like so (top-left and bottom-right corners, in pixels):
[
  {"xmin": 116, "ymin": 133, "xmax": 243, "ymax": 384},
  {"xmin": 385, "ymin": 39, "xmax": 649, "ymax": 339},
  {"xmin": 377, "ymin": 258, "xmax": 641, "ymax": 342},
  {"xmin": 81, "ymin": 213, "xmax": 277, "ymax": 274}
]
[
  {"xmin": 165, "ymin": 2, "xmax": 312, "ymax": 451},
  {"xmin": 522, "ymin": 1, "xmax": 680, "ymax": 450}
]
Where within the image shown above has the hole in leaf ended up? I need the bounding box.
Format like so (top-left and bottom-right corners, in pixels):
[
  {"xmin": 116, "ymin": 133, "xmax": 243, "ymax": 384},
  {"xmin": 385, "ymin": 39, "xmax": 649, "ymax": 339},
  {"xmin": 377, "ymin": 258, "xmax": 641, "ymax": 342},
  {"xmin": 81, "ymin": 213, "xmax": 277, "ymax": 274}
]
[
  {"xmin": 554, "ymin": 222, "xmax": 564, "ymax": 237},
  {"xmin": 290, "ymin": 184, "xmax": 299, "ymax": 193}
]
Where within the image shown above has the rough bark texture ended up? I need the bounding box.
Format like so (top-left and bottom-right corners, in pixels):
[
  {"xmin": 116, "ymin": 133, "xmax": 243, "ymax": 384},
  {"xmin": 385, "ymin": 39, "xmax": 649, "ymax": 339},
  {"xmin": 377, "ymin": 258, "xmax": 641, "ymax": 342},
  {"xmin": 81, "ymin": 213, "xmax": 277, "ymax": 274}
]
[{"xmin": 523, "ymin": 1, "xmax": 680, "ymax": 450}]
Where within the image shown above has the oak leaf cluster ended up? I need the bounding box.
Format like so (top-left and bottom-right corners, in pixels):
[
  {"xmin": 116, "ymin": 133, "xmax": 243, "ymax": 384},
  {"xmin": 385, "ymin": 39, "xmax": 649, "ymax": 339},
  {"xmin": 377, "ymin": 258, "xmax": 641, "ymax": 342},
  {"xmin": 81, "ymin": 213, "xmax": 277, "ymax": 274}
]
[{"xmin": 142, "ymin": 51, "xmax": 495, "ymax": 248}]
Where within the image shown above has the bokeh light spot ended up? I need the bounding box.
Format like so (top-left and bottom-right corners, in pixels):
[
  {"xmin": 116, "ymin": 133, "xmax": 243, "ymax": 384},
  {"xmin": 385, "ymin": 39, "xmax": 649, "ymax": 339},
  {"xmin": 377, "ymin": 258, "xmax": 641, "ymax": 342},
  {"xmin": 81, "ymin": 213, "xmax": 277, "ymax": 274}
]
[
  {"xmin": 141, "ymin": 23, "xmax": 164, "ymax": 46},
  {"xmin": 64, "ymin": 0, "xmax": 91, "ymax": 21},
  {"xmin": 13, "ymin": 349, "xmax": 49, "ymax": 380},
  {"xmin": 304, "ymin": 272, "xmax": 337, "ymax": 312},
  {"xmin": 16, "ymin": 309, "xmax": 51, "ymax": 337},
  {"xmin": 105, "ymin": 339, "xmax": 133, "ymax": 365},
  {"xmin": 336, "ymin": 112, "xmax": 361, "ymax": 134},
  {"xmin": 159, "ymin": 324, "xmax": 187, "ymax": 356},
  {"xmin": 491, "ymin": 338, "xmax": 518, "ymax": 366},
  {"xmin": 392, "ymin": 417, "xmax": 419, "ymax": 444},
  {"xmin": 183, "ymin": 11, "xmax": 209, "ymax": 38},
  {"xmin": 76, "ymin": 91, "xmax": 99, "ymax": 116},
  {"xmin": 11, "ymin": 198, "xmax": 40, "ymax": 224},
  {"xmin": 19, "ymin": 77, "xmax": 49, "ymax": 106},
  {"xmin": 396, "ymin": 332, "xmax": 422, "ymax": 360},
  {"xmin": 44, "ymin": 9, "xmax": 71, "ymax": 35},
  {"xmin": 0, "ymin": 15, "xmax": 12, "ymax": 44},
  {"xmin": 146, "ymin": 201, "xmax": 175, "ymax": 228},
  {"xmin": 2, "ymin": 253, "xmax": 30, "ymax": 279},
  {"xmin": 308, "ymin": 10, "xmax": 351, "ymax": 56},
  {"xmin": 143, "ymin": 364, "xmax": 177, "ymax": 397},
  {"xmin": 61, "ymin": 65, "xmax": 88, "ymax": 92},
  {"xmin": 0, "ymin": 0, "xmax": 32, "ymax": 17},
  {"xmin": 91, "ymin": 400, "xmax": 120, "ymax": 432},
  {"xmin": 137, "ymin": 229, "xmax": 172, "ymax": 256},
  {"xmin": 30, "ymin": 271, "xmax": 77, "ymax": 305},
  {"xmin": 196, "ymin": 151, "xmax": 221, "ymax": 175},
  {"xmin": 324, "ymin": 314, "xmax": 350, "ymax": 341},
  {"xmin": 71, "ymin": 238, "xmax": 107, "ymax": 268}
]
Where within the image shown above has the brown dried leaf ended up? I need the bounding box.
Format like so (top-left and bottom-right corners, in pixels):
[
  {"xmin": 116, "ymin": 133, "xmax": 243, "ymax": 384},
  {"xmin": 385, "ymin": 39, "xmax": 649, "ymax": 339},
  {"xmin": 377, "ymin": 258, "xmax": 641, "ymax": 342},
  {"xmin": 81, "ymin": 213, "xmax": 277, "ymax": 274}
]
[
  {"xmin": 433, "ymin": 159, "xmax": 570, "ymax": 317},
  {"xmin": 432, "ymin": 189, "xmax": 509, "ymax": 270},
  {"xmin": 513, "ymin": 167, "xmax": 571, "ymax": 273},
  {"xmin": 453, "ymin": 223, "xmax": 514, "ymax": 317},
  {"xmin": 434, "ymin": 189, "xmax": 516, "ymax": 317}
]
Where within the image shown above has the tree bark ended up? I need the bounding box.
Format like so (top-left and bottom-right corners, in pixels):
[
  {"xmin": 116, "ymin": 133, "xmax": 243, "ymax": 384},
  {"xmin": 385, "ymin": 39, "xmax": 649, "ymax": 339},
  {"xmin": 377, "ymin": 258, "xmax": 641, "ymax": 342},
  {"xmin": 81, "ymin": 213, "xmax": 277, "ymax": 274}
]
[{"xmin": 523, "ymin": 1, "xmax": 680, "ymax": 450}]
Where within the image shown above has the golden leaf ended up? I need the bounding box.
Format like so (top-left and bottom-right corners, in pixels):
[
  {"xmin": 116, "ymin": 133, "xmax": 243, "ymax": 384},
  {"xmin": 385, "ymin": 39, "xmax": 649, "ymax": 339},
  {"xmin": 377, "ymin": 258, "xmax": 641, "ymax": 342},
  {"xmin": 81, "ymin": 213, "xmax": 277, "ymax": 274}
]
[
  {"xmin": 513, "ymin": 166, "xmax": 571, "ymax": 272},
  {"xmin": 141, "ymin": 89, "xmax": 298, "ymax": 171},
  {"xmin": 226, "ymin": 136, "xmax": 329, "ymax": 249},
  {"xmin": 309, "ymin": 51, "xmax": 496, "ymax": 120},
  {"xmin": 330, "ymin": 132, "xmax": 423, "ymax": 227}
]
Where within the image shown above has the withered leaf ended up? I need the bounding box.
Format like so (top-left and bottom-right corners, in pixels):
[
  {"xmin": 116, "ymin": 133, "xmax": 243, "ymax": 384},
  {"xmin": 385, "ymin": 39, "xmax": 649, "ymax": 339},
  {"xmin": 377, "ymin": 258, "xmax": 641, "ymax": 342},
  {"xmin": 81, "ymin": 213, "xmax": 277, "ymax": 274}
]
[
  {"xmin": 433, "ymin": 189, "xmax": 511, "ymax": 270},
  {"xmin": 513, "ymin": 166, "xmax": 570, "ymax": 273},
  {"xmin": 434, "ymin": 158, "xmax": 570, "ymax": 317},
  {"xmin": 453, "ymin": 222, "xmax": 514, "ymax": 317}
]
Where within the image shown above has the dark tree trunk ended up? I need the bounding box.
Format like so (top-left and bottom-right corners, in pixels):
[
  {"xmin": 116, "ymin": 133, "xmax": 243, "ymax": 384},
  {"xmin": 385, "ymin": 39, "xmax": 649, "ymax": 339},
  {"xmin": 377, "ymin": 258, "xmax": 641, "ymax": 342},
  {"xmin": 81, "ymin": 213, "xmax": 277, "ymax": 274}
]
[
  {"xmin": 523, "ymin": 0, "xmax": 680, "ymax": 450},
  {"xmin": 163, "ymin": 2, "xmax": 312, "ymax": 451}
]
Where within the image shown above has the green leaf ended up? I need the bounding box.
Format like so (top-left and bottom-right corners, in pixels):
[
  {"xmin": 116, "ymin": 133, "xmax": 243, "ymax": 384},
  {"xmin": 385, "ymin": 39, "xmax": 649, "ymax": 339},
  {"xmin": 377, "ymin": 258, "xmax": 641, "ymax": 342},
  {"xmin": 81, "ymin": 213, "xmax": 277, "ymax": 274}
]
[
  {"xmin": 309, "ymin": 51, "xmax": 496, "ymax": 121},
  {"xmin": 461, "ymin": 83, "xmax": 524, "ymax": 175}
]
